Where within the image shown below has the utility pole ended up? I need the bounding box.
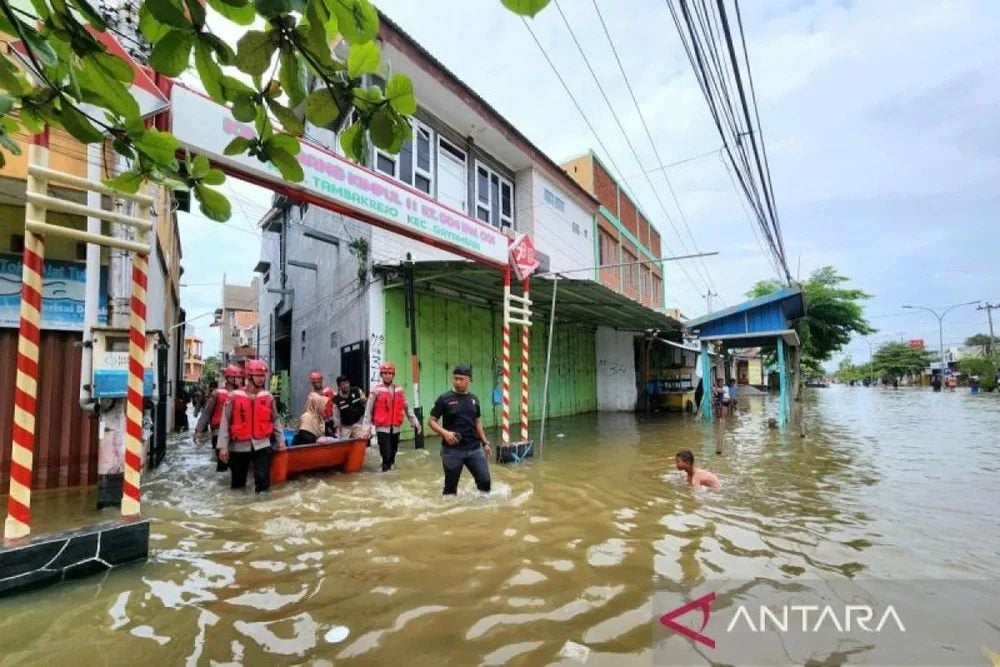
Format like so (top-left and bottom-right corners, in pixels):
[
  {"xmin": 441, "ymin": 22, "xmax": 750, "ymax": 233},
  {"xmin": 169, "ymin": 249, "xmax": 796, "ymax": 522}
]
[
  {"xmin": 977, "ymin": 303, "xmax": 998, "ymax": 357},
  {"xmin": 903, "ymin": 300, "xmax": 979, "ymax": 389},
  {"xmin": 703, "ymin": 290, "xmax": 719, "ymax": 314}
]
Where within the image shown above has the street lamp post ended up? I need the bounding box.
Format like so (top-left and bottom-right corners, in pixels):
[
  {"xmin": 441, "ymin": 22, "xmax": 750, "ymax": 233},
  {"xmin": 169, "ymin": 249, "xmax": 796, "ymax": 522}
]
[{"xmin": 902, "ymin": 300, "xmax": 980, "ymax": 388}]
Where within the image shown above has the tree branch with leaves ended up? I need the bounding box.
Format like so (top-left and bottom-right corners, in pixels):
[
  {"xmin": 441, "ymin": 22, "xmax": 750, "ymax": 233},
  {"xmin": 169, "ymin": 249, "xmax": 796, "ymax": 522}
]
[{"xmin": 0, "ymin": 0, "xmax": 551, "ymax": 222}]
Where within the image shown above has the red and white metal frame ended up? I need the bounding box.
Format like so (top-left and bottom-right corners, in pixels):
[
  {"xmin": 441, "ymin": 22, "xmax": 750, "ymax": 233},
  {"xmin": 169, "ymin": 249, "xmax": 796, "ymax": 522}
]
[{"xmin": 3, "ymin": 133, "xmax": 153, "ymax": 540}]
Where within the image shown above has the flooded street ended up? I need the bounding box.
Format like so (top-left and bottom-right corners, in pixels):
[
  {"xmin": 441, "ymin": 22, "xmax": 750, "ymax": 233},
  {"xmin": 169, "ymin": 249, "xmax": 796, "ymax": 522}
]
[{"xmin": 2, "ymin": 387, "xmax": 999, "ymax": 665}]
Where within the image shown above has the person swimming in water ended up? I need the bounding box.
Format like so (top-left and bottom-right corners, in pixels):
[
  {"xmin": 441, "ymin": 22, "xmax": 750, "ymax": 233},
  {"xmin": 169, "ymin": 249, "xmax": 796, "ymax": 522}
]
[{"xmin": 675, "ymin": 449, "xmax": 720, "ymax": 489}]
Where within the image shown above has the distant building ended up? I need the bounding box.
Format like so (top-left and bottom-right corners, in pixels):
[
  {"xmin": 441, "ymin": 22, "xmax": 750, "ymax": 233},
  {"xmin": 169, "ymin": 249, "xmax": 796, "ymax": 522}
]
[
  {"xmin": 183, "ymin": 334, "xmax": 204, "ymax": 383},
  {"xmin": 213, "ymin": 277, "xmax": 260, "ymax": 365}
]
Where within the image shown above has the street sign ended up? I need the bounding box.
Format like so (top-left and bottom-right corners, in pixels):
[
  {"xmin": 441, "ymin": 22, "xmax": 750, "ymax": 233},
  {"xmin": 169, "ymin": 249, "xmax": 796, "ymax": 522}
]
[
  {"xmin": 909, "ymin": 339, "xmax": 925, "ymax": 350},
  {"xmin": 509, "ymin": 233, "xmax": 539, "ymax": 281}
]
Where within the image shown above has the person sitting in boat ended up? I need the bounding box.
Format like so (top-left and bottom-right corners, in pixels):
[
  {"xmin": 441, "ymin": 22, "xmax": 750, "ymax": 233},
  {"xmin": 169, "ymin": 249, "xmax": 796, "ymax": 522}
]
[
  {"xmin": 308, "ymin": 371, "xmax": 335, "ymax": 435},
  {"xmin": 675, "ymin": 449, "xmax": 720, "ymax": 489},
  {"xmin": 332, "ymin": 375, "xmax": 367, "ymax": 439},
  {"xmin": 292, "ymin": 392, "xmax": 328, "ymax": 446}
]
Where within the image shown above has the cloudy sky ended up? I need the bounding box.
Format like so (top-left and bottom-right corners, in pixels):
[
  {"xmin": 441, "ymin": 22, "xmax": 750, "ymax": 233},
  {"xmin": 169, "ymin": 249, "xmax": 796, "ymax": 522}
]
[{"xmin": 181, "ymin": 0, "xmax": 1000, "ymax": 366}]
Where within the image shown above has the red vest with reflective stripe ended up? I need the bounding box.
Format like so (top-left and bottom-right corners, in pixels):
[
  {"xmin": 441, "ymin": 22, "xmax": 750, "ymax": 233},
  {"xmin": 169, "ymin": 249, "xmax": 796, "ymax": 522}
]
[
  {"xmin": 210, "ymin": 389, "xmax": 228, "ymax": 429},
  {"xmin": 371, "ymin": 384, "xmax": 405, "ymax": 427},
  {"xmin": 229, "ymin": 390, "xmax": 275, "ymax": 441},
  {"xmin": 320, "ymin": 386, "xmax": 334, "ymax": 419}
]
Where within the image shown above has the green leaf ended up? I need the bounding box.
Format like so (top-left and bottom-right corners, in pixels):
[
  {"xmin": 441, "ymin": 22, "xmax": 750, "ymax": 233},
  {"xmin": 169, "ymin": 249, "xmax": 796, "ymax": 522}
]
[
  {"xmin": 268, "ymin": 146, "xmax": 304, "ymax": 181},
  {"xmin": 194, "ymin": 41, "xmax": 225, "ymax": 102},
  {"xmin": 134, "ymin": 128, "xmax": 180, "ymax": 166},
  {"xmin": 346, "ymin": 40, "xmax": 380, "ymax": 78},
  {"xmin": 386, "ymin": 73, "xmax": 416, "ymax": 115},
  {"xmin": 201, "ymin": 32, "xmax": 237, "ymax": 65},
  {"xmin": 194, "ymin": 183, "xmax": 232, "ymax": 221},
  {"xmin": 19, "ymin": 108, "xmax": 44, "ymax": 134},
  {"xmin": 57, "ymin": 105, "xmax": 104, "ymax": 143},
  {"xmin": 221, "ymin": 75, "xmax": 256, "ymax": 96},
  {"xmin": 328, "ymin": 0, "xmax": 379, "ymax": 44},
  {"xmin": 92, "ymin": 52, "xmax": 134, "ymax": 84},
  {"xmin": 266, "ymin": 132, "xmax": 299, "ymax": 154},
  {"xmin": 236, "ymin": 30, "xmax": 280, "ymax": 76},
  {"xmin": 202, "ymin": 168, "xmax": 226, "ymax": 186},
  {"xmin": 77, "ymin": 61, "xmax": 140, "ymax": 119},
  {"xmin": 0, "ymin": 132, "xmax": 22, "ymax": 156},
  {"xmin": 68, "ymin": 0, "xmax": 107, "ymax": 28},
  {"xmin": 278, "ymin": 48, "xmax": 306, "ymax": 106},
  {"xmin": 500, "ymin": 0, "xmax": 551, "ymax": 18},
  {"xmin": 365, "ymin": 85, "xmax": 384, "ymax": 105},
  {"xmin": 305, "ymin": 0, "xmax": 336, "ymax": 45},
  {"xmin": 254, "ymin": 0, "xmax": 292, "ymax": 17},
  {"xmin": 0, "ymin": 94, "xmax": 14, "ymax": 115},
  {"xmin": 0, "ymin": 57, "xmax": 31, "ymax": 96},
  {"xmin": 19, "ymin": 22, "xmax": 58, "ymax": 67},
  {"xmin": 369, "ymin": 106, "xmax": 397, "ymax": 151},
  {"xmin": 231, "ymin": 95, "xmax": 257, "ymax": 123},
  {"xmin": 191, "ymin": 153, "xmax": 211, "ymax": 179},
  {"xmin": 103, "ymin": 170, "xmax": 144, "ymax": 194},
  {"xmin": 224, "ymin": 136, "xmax": 254, "ymax": 155},
  {"xmin": 304, "ymin": 87, "xmax": 342, "ymax": 127},
  {"xmin": 183, "ymin": 0, "xmax": 206, "ymax": 29},
  {"xmin": 339, "ymin": 120, "xmax": 367, "ymax": 163},
  {"xmin": 149, "ymin": 30, "xmax": 196, "ymax": 77},
  {"xmin": 138, "ymin": 3, "xmax": 172, "ymax": 42},
  {"xmin": 206, "ymin": 0, "xmax": 257, "ymax": 25},
  {"xmin": 266, "ymin": 98, "xmax": 304, "ymax": 136},
  {"xmin": 147, "ymin": 0, "xmax": 192, "ymax": 29}
]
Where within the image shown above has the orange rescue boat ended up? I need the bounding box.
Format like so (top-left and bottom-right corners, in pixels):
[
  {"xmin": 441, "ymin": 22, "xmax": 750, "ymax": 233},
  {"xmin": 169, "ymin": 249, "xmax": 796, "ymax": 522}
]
[{"xmin": 271, "ymin": 436, "xmax": 368, "ymax": 484}]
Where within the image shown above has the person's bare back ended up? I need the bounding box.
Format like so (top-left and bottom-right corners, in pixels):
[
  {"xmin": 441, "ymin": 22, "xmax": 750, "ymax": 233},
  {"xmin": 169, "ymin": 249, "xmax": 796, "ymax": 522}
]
[{"xmin": 675, "ymin": 449, "xmax": 721, "ymax": 489}]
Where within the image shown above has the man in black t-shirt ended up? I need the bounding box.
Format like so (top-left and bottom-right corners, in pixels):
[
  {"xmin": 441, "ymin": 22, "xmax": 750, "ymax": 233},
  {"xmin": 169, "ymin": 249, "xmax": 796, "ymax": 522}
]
[{"xmin": 429, "ymin": 364, "xmax": 492, "ymax": 495}]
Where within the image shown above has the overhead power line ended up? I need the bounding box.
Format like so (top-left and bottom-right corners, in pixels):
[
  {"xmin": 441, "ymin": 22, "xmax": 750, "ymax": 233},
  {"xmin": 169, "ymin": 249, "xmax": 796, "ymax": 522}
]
[
  {"xmin": 588, "ymin": 0, "xmax": 724, "ymax": 307},
  {"xmin": 665, "ymin": 0, "xmax": 792, "ymax": 283},
  {"xmin": 520, "ymin": 16, "xmax": 708, "ymax": 303}
]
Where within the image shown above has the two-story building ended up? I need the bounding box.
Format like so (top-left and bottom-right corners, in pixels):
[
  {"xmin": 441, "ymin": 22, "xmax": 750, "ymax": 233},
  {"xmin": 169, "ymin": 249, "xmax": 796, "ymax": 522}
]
[{"xmin": 255, "ymin": 12, "xmax": 681, "ymax": 426}]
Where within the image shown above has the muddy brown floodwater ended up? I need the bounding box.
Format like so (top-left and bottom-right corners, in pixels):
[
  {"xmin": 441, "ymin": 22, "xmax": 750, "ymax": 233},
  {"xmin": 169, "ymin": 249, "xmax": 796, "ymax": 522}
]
[{"xmin": 1, "ymin": 386, "xmax": 998, "ymax": 665}]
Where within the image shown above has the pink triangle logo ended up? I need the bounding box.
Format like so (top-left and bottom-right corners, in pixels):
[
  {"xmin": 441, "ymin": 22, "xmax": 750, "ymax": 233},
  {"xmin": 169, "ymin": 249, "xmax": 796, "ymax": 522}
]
[{"xmin": 659, "ymin": 592, "xmax": 716, "ymax": 649}]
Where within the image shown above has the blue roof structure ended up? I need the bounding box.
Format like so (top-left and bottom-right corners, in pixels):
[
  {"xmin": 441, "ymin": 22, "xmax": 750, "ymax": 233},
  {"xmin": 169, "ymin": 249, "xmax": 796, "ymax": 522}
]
[{"xmin": 685, "ymin": 286, "xmax": 804, "ymax": 348}]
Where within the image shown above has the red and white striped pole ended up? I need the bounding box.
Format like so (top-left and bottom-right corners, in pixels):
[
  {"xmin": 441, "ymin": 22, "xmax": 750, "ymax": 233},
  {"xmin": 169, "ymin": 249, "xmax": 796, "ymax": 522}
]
[
  {"xmin": 4, "ymin": 132, "xmax": 49, "ymax": 541},
  {"xmin": 519, "ymin": 277, "xmax": 530, "ymax": 443},
  {"xmin": 500, "ymin": 265, "xmax": 512, "ymax": 445},
  {"xmin": 121, "ymin": 203, "xmax": 150, "ymax": 517}
]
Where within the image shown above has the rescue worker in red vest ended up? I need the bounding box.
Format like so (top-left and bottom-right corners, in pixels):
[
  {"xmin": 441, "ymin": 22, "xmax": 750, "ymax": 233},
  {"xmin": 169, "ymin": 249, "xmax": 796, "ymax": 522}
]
[
  {"xmin": 194, "ymin": 364, "xmax": 243, "ymax": 472},
  {"xmin": 309, "ymin": 371, "xmax": 335, "ymax": 435},
  {"xmin": 218, "ymin": 359, "xmax": 284, "ymax": 492},
  {"xmin": 362, "ymin": 361, "xmax": 421, "ymax": 472}
]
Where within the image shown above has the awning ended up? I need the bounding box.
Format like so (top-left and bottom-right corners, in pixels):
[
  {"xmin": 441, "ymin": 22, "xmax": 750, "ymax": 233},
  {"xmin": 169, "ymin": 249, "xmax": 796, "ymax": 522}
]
[
  {"xmin": 376, "ymin": 261, "xmax": 683, "ymax": 332},
  {"xmin": 699, "ymin": 328, "xmax": 800, "ymax": 348}
]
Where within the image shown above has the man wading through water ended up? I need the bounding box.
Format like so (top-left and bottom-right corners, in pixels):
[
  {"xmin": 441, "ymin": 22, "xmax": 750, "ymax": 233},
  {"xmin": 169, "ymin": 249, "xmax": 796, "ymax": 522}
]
[
  {"xmin": 218, "ymin": 359, "xmax": 284, "ymax": 493},
  {"xmin": 194, "ymin": 364, "xmax": 243, "ymax": 472},
  {"xmin": 363, "ymin": 361, "xmax": 421, "ymax": 471},
  {"xmin": 429, "ymin": 364, "xmax": 492, "ymax": 495}
]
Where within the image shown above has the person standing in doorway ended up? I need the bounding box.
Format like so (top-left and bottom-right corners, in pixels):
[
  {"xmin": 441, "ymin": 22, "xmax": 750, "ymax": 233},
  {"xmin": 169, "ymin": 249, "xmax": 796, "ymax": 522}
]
[
  {"xmin": 429, "ymin": 364, "xmax": 492, "ymax": 495},
  {"xmin": 332, "ymin": 374, "xmax": 367, "ymax": 439},
  {"xmin": 363, "ymin": 361, "xmax": 421, "ymax": 472},
  {"xmin": 309, "ymin": 371, "xmax": 335, "ymax": 435},
  {"xmin": 218, "ymin": 359, "xmax": 284, "ymax": 493},
  {"xmin": 195, "ymin": 364, "xmax": 243, "ymax": 472}
]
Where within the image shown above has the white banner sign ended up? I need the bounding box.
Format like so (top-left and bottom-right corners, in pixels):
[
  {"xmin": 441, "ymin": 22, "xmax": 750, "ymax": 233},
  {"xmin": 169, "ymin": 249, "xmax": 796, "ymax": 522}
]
[{"xmin": 170, "ymin": 85, "xmax": 509, "ymax": 266}]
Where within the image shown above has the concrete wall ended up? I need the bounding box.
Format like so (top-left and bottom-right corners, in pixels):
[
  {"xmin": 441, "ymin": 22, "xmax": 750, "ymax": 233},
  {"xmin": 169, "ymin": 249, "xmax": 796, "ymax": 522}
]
[
  {"xmin": 596, "ymin": 327, "xmax": 638, "ymax": 411},
  {"xmin": 282, "ymin": 205, "xmax": 372, "ymax": 415},
  {"xmin": 531, "ymin": 169, "xmax": 595, "ymax": 275}
]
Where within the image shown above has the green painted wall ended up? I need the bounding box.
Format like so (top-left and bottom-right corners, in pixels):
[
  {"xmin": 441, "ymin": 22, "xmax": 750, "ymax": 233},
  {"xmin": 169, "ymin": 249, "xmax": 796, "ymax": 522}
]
[{"xmin": 383, "ymin": 288, "xmax": 596, "ymax": 439}]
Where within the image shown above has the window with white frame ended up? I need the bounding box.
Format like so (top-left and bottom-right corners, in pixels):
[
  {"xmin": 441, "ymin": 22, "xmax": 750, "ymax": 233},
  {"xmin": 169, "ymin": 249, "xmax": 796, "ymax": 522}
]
[
  {"xmin": 543, "ymin": 188, "xmax": 565, "ymax": 213},
  {"xmin": 374, "ymin": 118, "xmax": 435, "ymax": 195},
  {"xmin": 475, "ymin": 161, "xmax": 514, "ymax": 230},
  {"xmin": 437, "ymin": 137, "xmax": 467, "ymax": 213}
]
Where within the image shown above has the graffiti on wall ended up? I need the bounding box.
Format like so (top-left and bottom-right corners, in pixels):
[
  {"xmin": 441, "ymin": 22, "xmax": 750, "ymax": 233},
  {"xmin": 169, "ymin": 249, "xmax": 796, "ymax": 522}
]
[
  {"xmin": 369, "ymin": 332, "xmax": 385, "ymax": 383},
  {"xmin": 598, "ymin": 359, "xmax": 628, "ymax": 378}
]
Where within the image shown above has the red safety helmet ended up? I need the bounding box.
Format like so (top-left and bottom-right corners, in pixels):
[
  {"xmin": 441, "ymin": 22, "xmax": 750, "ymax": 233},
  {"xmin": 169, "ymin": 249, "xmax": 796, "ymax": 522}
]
[
  {"xmin": 223, "ymin": 364, "xmax": 244, "ymax": 379},
  {"xmin": 379, "ymin": 361, "xmax": 396, "ymax": 374},
  {"xmin": 245, "ymin": 359, "xmax": 268, "ymax": 376},
  {"xmin": 309, "ymin": 371, "xmax": 323, "ymax": 383}
]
